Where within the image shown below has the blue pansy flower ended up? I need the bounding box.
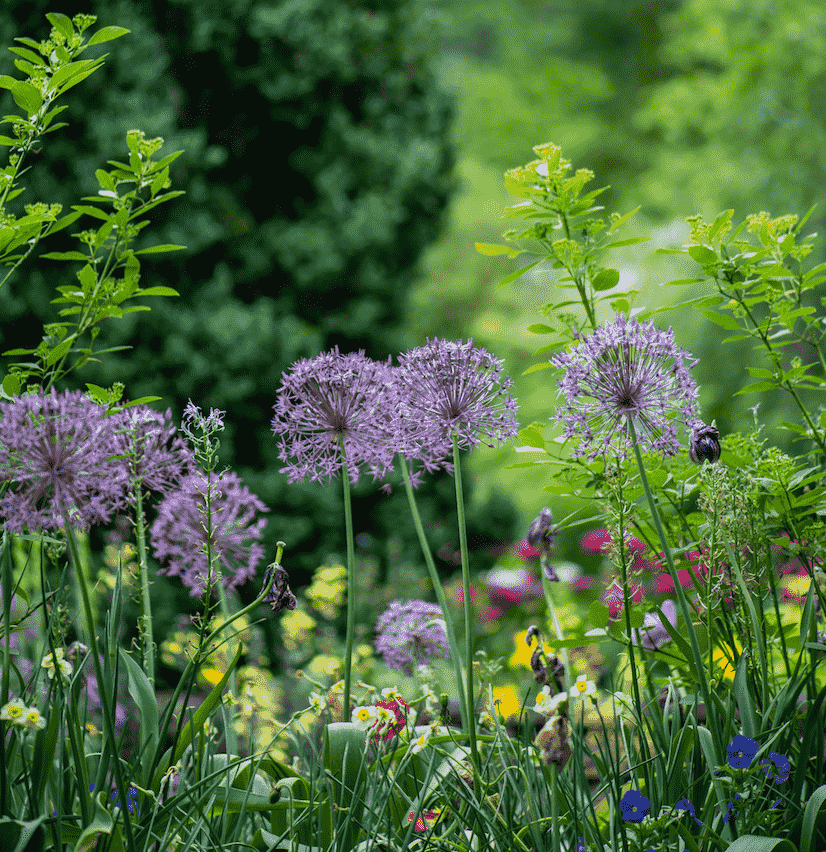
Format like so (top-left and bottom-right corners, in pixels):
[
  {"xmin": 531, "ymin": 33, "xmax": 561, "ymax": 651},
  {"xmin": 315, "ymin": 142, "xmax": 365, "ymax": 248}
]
[
  {"xmin": 620, "ymin": 790, "xmax": 651, "ymax": 823},
  {"xmin": 726, "ymin": 735, "xmax": 758, "ymax": 769},
  {"xmin": 760, "ymin": 751, "xmax": 791, "ymax": 784},
  {"xmin": 675, "ymin": 796, "xmax": 703, "ymax": 826}
]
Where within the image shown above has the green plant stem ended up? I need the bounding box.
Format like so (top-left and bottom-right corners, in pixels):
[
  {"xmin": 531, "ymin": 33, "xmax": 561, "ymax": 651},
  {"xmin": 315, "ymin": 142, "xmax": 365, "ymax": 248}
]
[
  {"xmin": 339, "ymin": 437, "xmax": 356, "ymax": 724},
  {"xmin": 398, "ymin": 455, "xmax": 470, "ymax": 734},
  {"xmin": 540, "ymin": 570, "xmax": 570, "ymax": 691},
  {"xmin": 627, "ymin": 424, "xmax": 726, "ymax": 768},
  {"xmin": 452, "ymin": 435, "xmax": 481, "ymax": 776},
  {"xmin": 63, "ymin": 512, "xmax": 137, "ymax": 852},
  {"xmin": 134, "ymin": 486, "xmax": 154, "ymax": 687}
]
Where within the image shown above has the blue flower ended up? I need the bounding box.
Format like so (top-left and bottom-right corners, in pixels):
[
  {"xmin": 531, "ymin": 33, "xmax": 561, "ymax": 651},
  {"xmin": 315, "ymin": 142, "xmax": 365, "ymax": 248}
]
[
  {"xmin": 620, "ymin": 790, "xmax": 651, "ymax": 823},
  {"xmin": 760, "ymin": 751, "xmax": 791, "ymax": 784},
  {"xmin": 726, "ymin": 735, "xmax": 758, "ymax": 769},
  {"xmin": 675, "ymin": 796, "xmax": 703, "ymax": 826}
]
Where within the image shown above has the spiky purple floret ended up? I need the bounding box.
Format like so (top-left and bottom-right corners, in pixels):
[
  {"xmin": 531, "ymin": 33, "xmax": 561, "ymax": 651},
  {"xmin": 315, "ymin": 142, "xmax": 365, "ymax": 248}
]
[
  {"xmin": 393, "ymin": 339, "xmax": 519, "ymax": 474},
  {"xmin": 549, "ymin": 314, "xmax": 699, "ymax": 461},
  {"xmin": 374, "ymin": 599, "xmax": 450, "ymax": 677},
  {"xmin": 271, "ymin": 347, "xmax": 397, "ymax": 485},
  {"xmin": 112, "ymin": 405, "xmax": 193, "ymax": 501},
  {"xmin": 150, "ymin": 470, "xmax": 268, "ymax": 597},
  {"xmin": 0, "ymin": 389, "xmax": 128, "ymax": 532}
]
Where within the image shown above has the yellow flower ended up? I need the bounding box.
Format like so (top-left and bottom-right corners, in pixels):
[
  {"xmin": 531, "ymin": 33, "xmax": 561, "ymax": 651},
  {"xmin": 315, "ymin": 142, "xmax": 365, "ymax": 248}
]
[
  {"xmin": 200, "ymin": 666, "xmax": 224, "ymax": 686},
  {"xmin": 308, "ymin": 654, "xmax": 341, "ymax": 679},
  {"xmin": 508, "ymin": 631, "xmax": 553, "ymax": 670},
  {"xmin": 490, "ymin": 684, "xmax": 523, "ymax": 720},
  {"xmin": 712, "ymin": 636, "xmax": 743, "ymax": 681},
  {"xmin": 281, "ymin": 609, "xmax": 317, "ymax": 650}
]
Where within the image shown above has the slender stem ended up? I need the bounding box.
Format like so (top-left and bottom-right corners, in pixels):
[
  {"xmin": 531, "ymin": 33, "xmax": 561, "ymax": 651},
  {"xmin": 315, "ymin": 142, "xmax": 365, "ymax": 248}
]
[
  {"xmin": 63, "ymin": 513, "xmax": 137, "ymax": 852},
  {"xmin": 339, "ymin": 437, "xmax": 356, "ymax": 723},
  {"xmin": 540, "ymin": 571, "xmax": 570, "ymax": 693},
  {"xmin": 452, "ymin": 435, "xmax": 481, "ymax": 774},
  {"xmin": 627, "ymin": 424, "xmax": 725, "ymax": 766},
  {"xmin": 134, "ymin": 486, "xmax": 154, "ymax": 687},
  {"xmin": 398, "ymin": 455, "xmax": 470, "ymax": 734}
]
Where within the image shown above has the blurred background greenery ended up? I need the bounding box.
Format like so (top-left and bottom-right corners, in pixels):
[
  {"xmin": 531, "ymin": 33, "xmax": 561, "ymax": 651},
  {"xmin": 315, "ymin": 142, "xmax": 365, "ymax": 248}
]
[{"xmin": 1, "ymin": 0, "xmax": 824, "ymax": 678}]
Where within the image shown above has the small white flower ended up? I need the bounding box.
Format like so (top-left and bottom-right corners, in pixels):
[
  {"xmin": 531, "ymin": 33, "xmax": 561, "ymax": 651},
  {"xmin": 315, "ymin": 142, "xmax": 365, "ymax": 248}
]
[
  {"xmin": 380, "ymin": 686, "xmax": 402, "ymax": 701},
  {"xmin": 570, "ymin": 675, "xmax": 596, "ymax": 699},
  {"xmin": 41, "ymin": 648, "xmax": 72, "ymax": 681},
  {"xmin": 309, "ymin": 691, "xmax": 327, "ymax": 712},
  {"xmin": 351, "ymin": 705, "xmax": 379, "ymax": 730},
  {"xmin": 23, "ymin": 706, "xmax": 46, "ymax": 731},
  {"xmin": 411, "ymin": 731, "xmax": 430, "ymax": 754},
  {"xmin": 0, "ymin": 697, "xmax": 27, "ymax": 726},
  {"xmin": 532, "ymin": 685, "xmax": 553, "ymax": 714}
]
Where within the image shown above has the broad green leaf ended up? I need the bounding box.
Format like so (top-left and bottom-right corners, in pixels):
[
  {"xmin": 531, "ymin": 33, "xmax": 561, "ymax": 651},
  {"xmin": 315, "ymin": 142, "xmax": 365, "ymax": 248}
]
[
  {"xmin": 526, "ymin": 323, "xmax": 555, "ymax": 334},
  {"xmin": 733, "ymin": 381, "xmax": 777, "ymax": 396},
  {"xmin": 77, "ymin": 264, "xmax": 97, "ymax": 292},
  {"xmin": 475, "ymin": 242, "xmax": 513, "ymax": 256},
  {"xmin": 120, "ymin": 649, "xmax": 159, "ymax": 783},
  {"xmin": 522, "ymin": 362, "xmax": 552, "ymax": 375},
  {"xmin": 45, "ymin": 337, "xmax": 73, "ymax": 367},
  {"xmin": 687, "ymin": 244, "xmax": 717, "ymax": 265},
  {"xmin": 587, "ymin": 600, "xmax": 609, "ymax": 629},
  {"xmin": 134, "ymin": 286, "xmax": 180, "ymax": 297},
  {"xmin": 8, "ymin": 47, "xmax": 45, "ymax": 66},
  {"xmin": 603, "ymin": 237, "xmax": 649, "ymax": 248},
  {"xmin": 497, "ymin": 259, "xmax": 541, "ymax": 289},
  {"xmin": 71, "ymin": 204, "xmax": 110, "ymax": 221},
  {"xmin": 10, "ymin": 80, "xmax": 42, "ymax": 115},
  {"xmin": 592, "ymin": 268, "xmax": 619, "ymax": 291},
  {"xmin": 45, "ymin": 13, "xmax": 74, "ymax": 40},
  {"xmin": 725, "ymin": 837, "xmax": 796, "ymax": 852},
  {"xmin": 41, "ymin": 251, "xmax": 89, "ymax": 261},
  {"xmin": 85, "ymin": 26, "xmax": 131, "ymax": 46},
  {"xmin": 698, "ymin": 309, "xmax": 741, "ymax": 330},
  {"xmin": 1, "ymin": 373, "xmax": 21, "ymax": 399},
  {"xmin": 0, "ymin": 816, "xmax": 46, "ymax": 852},
  {"xmin": 518, "ymin": 427, "xmax": 544, "ymax": 449}
]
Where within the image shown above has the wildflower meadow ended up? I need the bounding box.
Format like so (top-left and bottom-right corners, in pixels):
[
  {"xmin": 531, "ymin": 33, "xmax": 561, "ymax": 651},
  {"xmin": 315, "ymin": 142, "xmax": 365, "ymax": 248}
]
[{"xmin": 3, "ymin": 12, "xmax": 826, "ymax": 852}]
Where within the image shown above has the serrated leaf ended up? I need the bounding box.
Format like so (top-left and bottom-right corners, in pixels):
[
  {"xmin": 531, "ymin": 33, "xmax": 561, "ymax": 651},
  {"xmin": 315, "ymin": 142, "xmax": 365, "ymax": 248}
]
[
  {"xmin": 85, "ymin": 26, "xmax": 131, "ymax": 47},
  {"xmin": 475, "ymin": 242, "xmax": 513, "ymax": 256},
  {"xmin": 592, "ymin": 268, "xmax": 619, "ymax": 291}
]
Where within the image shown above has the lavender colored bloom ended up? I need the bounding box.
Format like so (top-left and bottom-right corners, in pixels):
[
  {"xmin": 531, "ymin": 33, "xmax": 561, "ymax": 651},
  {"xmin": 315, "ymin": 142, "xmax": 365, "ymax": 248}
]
[
  {"xmin": 550, "ymin": 314, "xmax": 699, "ymax": 461},
  {"xmin": 271, "ymin": 347, "xmax": 397, "ymax": 485},
  {"xmin": 632, "ymin": 599, "xmax": 677, "ymax": 651},
  {"xmin": 0, "ymin": 389, "xmax": 127, "ymax": 532},
  {"xmin": 112, "ymin": 405, "xmax": 192, "ymax": 500},
  {"xmin": 393, "ymin": 338, "xmax": 519, "ymax": 476},
  {"xmin": 150, "ymin": 470, "xmax": 268, "ymax": 596},
  {"xmin": 374, "ymin": 600, "xmax": 450, "ymax": 676}
]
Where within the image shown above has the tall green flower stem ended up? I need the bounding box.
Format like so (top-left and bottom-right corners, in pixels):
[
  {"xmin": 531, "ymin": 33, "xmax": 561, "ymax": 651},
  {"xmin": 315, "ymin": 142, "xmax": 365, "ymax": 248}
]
[
  {"xmin": 339, "ymin": 436, "xmax": 356, "ymax": 724},
  {"xmin": 63, "ymin": 512, "xmax": 137, "ymax": 852},
  {"xmin": 539, "ymin": 571, "xmax": 570, "ymax": 693},
  {"xmin": 134, "ymin": 486, "xmax": 154, "ymax": 687},
  {"xmin": 398, "ymin": 455, "xmax": 470, "ymax": 736},
  {"xmin": 451, "ymin": 435, "xmax": 482, "ymax": 776},
  {"xmin": 627, "ymin": 423, "xmax": 726, "ymax": 768}
]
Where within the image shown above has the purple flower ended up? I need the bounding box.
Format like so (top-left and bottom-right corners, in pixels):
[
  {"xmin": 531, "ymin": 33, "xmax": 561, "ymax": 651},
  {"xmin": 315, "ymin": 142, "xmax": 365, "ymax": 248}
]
[
  {"xmin": 549, "ymin": 313, "xmax": 699, "ymax": 461},
  {"xmin": 0, "ymin": 389, "xmax": 127, "ymax": 532},
  {"xmin": 112, "ymin": 405, "xmax": 192, "ymax": 500},
  {"xmin": 727, "ymin": 734, "xmax": 759, "ymax": 769},
  {"xmin": 271, "ymin": 347, "xmax": 397, "ymax": 485},
  {"xmin": 632, "ymin": 599, "xmax": 677, "ymax": 651},
  {"xmin": 150, "ymin": 470, "xmax": 268, "ymax": 596},
  {"xmin": 689, "ymin": 419, "xmax": 721, "ymax": 464},
  {"xmin": 620, "ymin": 789, "xmax": 651, "ymax": 823},
  {"xmin": 374, "ymin": 600, "xmax": 450, "ymax": 676},
  {"xmin": 393, "ymin": 338, "xmax": 519, "ymax": 475}
]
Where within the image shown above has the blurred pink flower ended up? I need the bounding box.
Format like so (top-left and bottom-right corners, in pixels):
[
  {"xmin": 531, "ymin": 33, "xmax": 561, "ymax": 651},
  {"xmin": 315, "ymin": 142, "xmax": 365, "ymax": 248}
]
[
  {"xmin": 514, "ymin": 538, "xmax": 540, "ymax": 560},
  {"xmin": 484, "ymin": 567, "xmax": 540, "ymax": 608},
  {"xmin": 481, "ymin": 606, "xmax": 504, "ymax": 623},
  {"xmin": 603, "ymin": 581, "xmax": 642, "ymax": 619},
  {"xmin": 573, "ymin": 575, "xmax": 597, "ymax": 591}
]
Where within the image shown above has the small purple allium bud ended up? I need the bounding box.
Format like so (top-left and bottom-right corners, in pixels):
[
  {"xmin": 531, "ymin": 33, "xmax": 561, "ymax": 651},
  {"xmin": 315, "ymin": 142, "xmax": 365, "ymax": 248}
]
[
  {"xmin": 689, "ymin": 419, "xmax": 721, "ymax": 464},
  {"xmin": 527, "ymin": 507, "xmax": 561, "ymax": 581}
]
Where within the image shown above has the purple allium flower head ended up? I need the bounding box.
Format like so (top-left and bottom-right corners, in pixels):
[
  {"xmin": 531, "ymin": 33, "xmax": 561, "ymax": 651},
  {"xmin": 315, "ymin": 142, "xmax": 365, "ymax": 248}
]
[
  {"xmin": 271, "ymin": 347, "xmax": 397, "ymax": 485},
  {"xmin": 374, "ymin": 600, "xmax": 450, "ymax": 677},
  {"xmin": 550, "ymin": 314, "xmax": 700, "ymax": 461},
  {"xmin": 393, "ymin": 338, "xmax": 519, "ymax": 476},
  {"xmin": 0, "ymin": 389, "xmax": 127, "ymax": 532},
  {"xmin": 112, "ymin": 405, "xmax": 193, "ymax": 501},
  {"xmin": 150, "ymin": 470, "xmax": 268, "ymax": 596}
]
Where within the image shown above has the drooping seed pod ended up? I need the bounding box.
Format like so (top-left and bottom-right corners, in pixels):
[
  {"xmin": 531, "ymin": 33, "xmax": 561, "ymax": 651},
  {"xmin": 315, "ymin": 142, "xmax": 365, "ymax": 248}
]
[{"xmin": 689, "ymin": 420, "xmax": 721, "ymax": 464}]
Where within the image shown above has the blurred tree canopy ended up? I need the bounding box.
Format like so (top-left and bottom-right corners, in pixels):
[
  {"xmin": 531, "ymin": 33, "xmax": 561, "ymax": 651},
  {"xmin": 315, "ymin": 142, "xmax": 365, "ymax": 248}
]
[{"xmin": 0, "ymin": 0, "xmax": 521, "ymax": 628}]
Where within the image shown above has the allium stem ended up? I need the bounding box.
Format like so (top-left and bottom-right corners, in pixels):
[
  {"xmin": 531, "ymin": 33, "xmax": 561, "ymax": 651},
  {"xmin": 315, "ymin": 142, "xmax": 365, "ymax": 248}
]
[
  {"xmin": 539, "ymin": 571, "xmax": 570, "ymax": 694},
  {"xmin": 134, "ymin": 487, "xmax": 154, "ymax": 687},
  {"xmin": 627, "ymin": 422, "xmax": 726, "ymax": 767},
  {"xmin": 452, "ymin": 435, "xmax": 481, "ymax": 774},
  {"xmin": 63, "ymin": 512, "xmax": 137, "ymax": 852},
  {"xmin": 340, "ymin": 436, "xmax": 356, "ymax": 723},
  {"xmin": 398, "ymin": 455, "xmax": 470, "ymax": 733}
]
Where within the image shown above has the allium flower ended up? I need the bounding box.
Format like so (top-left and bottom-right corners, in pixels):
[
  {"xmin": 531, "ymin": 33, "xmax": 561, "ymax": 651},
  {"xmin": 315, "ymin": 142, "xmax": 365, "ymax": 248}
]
[
  {"xmin": 393, "ymin": 338, "xmax": 519, "ymax": 475},
  {"xmin": 151, "ymin": 470, "xmax": 268, "ymax": 596},
  {"xmin": 112, "ymin": 405, "xmax": 192, "ymax": 499},
  {"xmin": 0, "ymin": 389, "xmax": 127, "ymax": 532},
  {"xmin": 271, "ymin": 347, "xmax": 397, "ymax": 485},
  {"xmin": 550, "ymin": 313, "xmax": 700, "ymax": 461},
  {"xmin": 374, "ymin": 600, "xmax": 450, "ymax": 677}
]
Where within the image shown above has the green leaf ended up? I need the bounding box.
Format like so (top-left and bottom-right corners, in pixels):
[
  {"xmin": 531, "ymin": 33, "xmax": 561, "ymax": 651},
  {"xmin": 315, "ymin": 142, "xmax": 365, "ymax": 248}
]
[
  {"xmin": 132, "ymin": 244, "xmax": 186, "ymax": 255},
  {"xmin": 77, "ymin": 264, "xmax": 97, "ymax": 293},
  {"xmin": 698, "ymin": 309, "xmax": 741, "ymax": 330},
  {"xmin": 10, "ymin": 81, "xmax": 42, "ymax": 115},
  {"xmin": 592, "ymin": 268, "xmax": 619, "ymax": 291},
  {"xmin": 526, "ymin": 323, "xmax": 555, "ymax": 334},
  {"xmin": 518, "ymin": 427, "xmax": 545, "ymax": 449},
  {"xmin": 608, "ymin": 205, "xmax": 640, "ymax": 234},
  {"xmin": 523, "ymin": 362, "xmax": 552, "ymax": 375},
  {"xmin": 41, "ymin": 251, "xmax": 89, "ymax": 261},
  {"xmin": 45, "ymin": 337, "xmax": 73, "ymax": 367},
  {"xmin": 45, "ymin": 13, "xmax": 74, "ymax": 40},
  {"xmin": 497, "ymin": 259, "xmax": 541, "ymax": 289},
  {"xmin": 85, "ymin": 26, "xmax": 131, "ymax": 47},
  {"xmin": 73, "ymin": 793, "xmax": 115, "ymax": 852},
  {"xmin": 1, "ymin": 373, "xmax": 21, "ymax": 399},
  {"xmin": 120, "ymin": 649, "xmax": 160, "ymax": 784},
  {"xmin": 9, "ymin": 47, "xmax": 45, "ymax": 66},
  {"xmin": 603, "ymin": 237, "xmax": 649, "ymax": 248},
  {"xmin": 134, "ymin": 286, "xmax": 179, "ymax": 297},
  {"xmin": 587, "ymin": 600, "xmax": 610, "ymax": 629},
  {"xmin": 71, "ymin": 204, "xmax": 110, "ymax": 222},
  {"xmin": 652, "ymin": 248, "xmax": 687, "ymax": 256},
  {"xmin": 687, "ymin": 244, "xmax": 718, "ymax": 265},
  {"xmin": 733, "ymin": 381, "xmax": 777, "ymax": 396},
  {"xmin": 0, "ymin": 816, "xmax": 46, "ymax": 852},
  {"xmin": 725, "ymin": 837, "xmax": 796, "ymax": 852},
  {"xmin": 475, "ymin": 242, "xmax": 512, "ymax": 256}
]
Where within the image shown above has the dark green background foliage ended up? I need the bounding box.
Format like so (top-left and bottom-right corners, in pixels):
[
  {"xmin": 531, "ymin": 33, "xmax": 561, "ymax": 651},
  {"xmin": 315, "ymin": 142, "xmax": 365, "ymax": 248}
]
[{"xmin": 0, "ymin": 0, "xmax": 521, "ymax": 620}]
